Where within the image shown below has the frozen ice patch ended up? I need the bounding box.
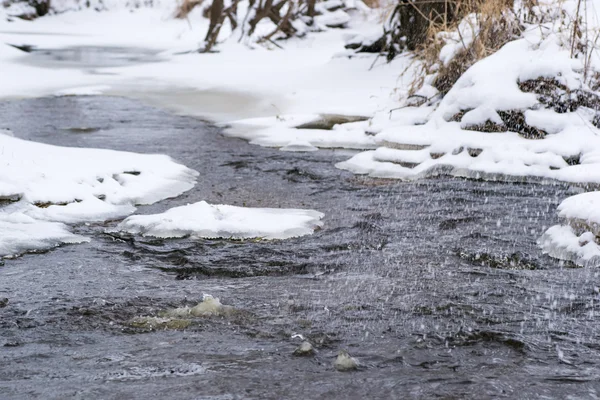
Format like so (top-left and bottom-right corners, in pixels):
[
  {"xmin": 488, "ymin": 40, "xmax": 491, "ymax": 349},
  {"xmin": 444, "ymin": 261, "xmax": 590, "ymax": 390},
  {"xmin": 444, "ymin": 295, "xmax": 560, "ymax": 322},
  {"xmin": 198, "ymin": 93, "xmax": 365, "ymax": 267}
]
[
  {"xmin": 114, "ymin": 201, "xmax": 324, "ymax": 240},
  {"xmin": 540, "ymin": 191, "xmax": 600, "ymax": 267},
  {"xmin": 0, "ymin": 133, "xmax": 197, "ymax": 222},
  {"xmin": 539, "ymin": 225, "xmax": 600, "ymax": 267},
  {"xmin": 224, "ymin": 114, "xmax": 375, "ymax": 150},
  {"xmin": 55, "ymin": 85, "xmax": 111, "ymax": 96},
  {"xmin": 0, "ymin": 213, "xmax": 89, "ymax": 257},
  {"xmin": 0, "ymin": 132, "xmax": 197, "ymax": 256}
]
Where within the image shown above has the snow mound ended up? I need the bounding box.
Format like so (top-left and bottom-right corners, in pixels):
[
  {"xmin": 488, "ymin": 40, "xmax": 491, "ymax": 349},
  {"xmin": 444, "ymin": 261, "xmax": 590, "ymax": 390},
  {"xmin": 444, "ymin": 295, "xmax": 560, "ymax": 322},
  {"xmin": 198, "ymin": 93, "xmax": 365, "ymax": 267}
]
[
  {"xmin": 540, "ymin": 191, "xmax": 600, "ymax": 267},
  {"xmin": 555, "ymin": 192, "xmax": 600, "ymax": 235},
  {"xmin": 114, "ymin": 201, "xmax": 324, "ymax": 240},
  {"xmin": 0, "ymin": 213, "xmax": 89, "ymax": 257}
]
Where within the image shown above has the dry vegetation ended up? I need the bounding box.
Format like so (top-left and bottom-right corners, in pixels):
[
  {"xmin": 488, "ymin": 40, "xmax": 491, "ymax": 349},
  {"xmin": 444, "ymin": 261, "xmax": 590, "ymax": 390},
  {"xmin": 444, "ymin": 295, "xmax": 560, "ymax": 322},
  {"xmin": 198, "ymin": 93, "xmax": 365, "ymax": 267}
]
[
  {"xmin": 176, "ymin": 0, "xmax": 319, "ymax": 52},
  {"xmin": 398, "ymin": 0, "xmax": 525, "ymax": 96}
]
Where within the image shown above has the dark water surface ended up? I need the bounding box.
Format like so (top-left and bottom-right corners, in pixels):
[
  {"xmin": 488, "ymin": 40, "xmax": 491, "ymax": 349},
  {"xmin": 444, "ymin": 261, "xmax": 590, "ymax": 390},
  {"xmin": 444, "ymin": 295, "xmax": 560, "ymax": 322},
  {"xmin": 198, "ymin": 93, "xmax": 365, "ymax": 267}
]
[{"xmin": 1, "ymin": 96, "xmax": 599, "ymax": 399}]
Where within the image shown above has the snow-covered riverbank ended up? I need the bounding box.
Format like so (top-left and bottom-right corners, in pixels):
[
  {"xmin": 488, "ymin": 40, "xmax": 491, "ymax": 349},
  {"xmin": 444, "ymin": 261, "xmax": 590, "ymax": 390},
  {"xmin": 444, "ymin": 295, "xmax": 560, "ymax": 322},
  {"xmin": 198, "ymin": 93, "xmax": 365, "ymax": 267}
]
[{"xmin": 2, "ymin": 0, "xmax": 600, "ymax": 265}]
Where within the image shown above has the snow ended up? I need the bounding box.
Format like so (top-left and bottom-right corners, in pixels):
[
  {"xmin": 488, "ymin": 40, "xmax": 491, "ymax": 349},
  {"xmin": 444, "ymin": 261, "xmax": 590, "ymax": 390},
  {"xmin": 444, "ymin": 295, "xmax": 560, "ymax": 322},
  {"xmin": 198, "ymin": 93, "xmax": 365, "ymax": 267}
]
[
  {"xmin": 540, "ymin": 225, "xmax": 600, "ymax": 267},
  {"xmin": 0, "ymin": 132, "xmax": 197, "ymax": 217},
  {"xmin": 337, "ymin": 4, "xmax": 600, "ymax": 185},
  {"xmin": 0, "ymin": 213, "xmax": 89, "ymax": 257},
  {"xmin": 0, "ymin": 131, "xmax": 197, "ymax": 257},
  {"xmin": 0, "ymin": 4, "xmax": 399, "ymax": 124},
  {"xmin": 540, "ymin": 191, "xmax": 600, "ymax": 266},
  {"xmin": 224, "ymin": 114, "xmax": 376, "ymax": 150},
  {"xmin": 555, "ymin": 191, "xmax": 600, "ymax": 234},
  {"xmin": 3, "ymin": 0, "xmax": 600, "ymax": 263},
  {"xmin": 114, "ymin": 201, "xmax": 324, "ymax": 240}
]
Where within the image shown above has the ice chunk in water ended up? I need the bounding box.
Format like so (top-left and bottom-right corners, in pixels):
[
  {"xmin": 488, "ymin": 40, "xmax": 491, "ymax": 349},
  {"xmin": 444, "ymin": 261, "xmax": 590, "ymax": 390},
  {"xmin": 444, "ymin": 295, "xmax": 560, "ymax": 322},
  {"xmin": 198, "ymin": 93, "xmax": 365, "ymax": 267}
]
[
  {"xmin": 114, "ymin": 201, "xmax": 324, "ymax": 240},
  {"xmin": 0, "ymin": 212, "xmax": 89, "ymax": 257},
  {"xmin": 539, "ymin": 225, "xmax": 600, "ymax": 267},
  {"xmin": 0, "ymin": 131, "xmax": 198, "ymax": 256}
]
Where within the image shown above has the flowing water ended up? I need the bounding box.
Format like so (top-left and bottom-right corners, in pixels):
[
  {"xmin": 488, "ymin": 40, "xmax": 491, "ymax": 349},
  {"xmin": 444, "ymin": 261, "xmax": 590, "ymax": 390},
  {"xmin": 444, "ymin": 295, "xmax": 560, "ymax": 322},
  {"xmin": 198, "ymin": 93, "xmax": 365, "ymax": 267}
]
[{"xmin": 1, "ymin": 94, "xmax": 600, "ymax": 399}]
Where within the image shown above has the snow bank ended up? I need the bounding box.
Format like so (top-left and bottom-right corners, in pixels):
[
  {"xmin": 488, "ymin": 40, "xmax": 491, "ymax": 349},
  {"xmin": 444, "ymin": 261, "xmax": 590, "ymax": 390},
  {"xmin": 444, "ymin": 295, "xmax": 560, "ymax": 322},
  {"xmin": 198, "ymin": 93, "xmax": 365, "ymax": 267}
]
[
  {"xmin": 0, "ymin": 131, "xmax": 197, "ymax": 257},
  {"xmin": 115, "ymin": 201, "xmax": 324, "ymax": 240},
  {"xmin": 336, "ymin": 0, "xmax": 600, "ymax": 184}
]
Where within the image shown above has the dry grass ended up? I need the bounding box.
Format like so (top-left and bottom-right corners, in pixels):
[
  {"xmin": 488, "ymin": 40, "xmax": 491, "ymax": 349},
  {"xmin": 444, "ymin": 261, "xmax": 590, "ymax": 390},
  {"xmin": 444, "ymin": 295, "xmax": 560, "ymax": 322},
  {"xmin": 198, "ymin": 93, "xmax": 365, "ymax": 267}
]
[{"xmin": 407, "ymin": 0, "xmax": 524, "ymax": 96}]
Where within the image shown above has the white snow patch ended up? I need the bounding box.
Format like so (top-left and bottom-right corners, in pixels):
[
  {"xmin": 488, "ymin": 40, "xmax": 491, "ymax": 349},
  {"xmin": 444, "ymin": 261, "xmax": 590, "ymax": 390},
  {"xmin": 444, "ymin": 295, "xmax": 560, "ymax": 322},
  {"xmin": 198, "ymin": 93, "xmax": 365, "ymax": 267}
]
[
  {"xmin": 540, "ymin": 191, "xmax": 600, "ymax": 266},
  {"xmin": 115, "ymin": 201, "xmax": 324, "ymax": 240},
  {"xmin": 540, "ymin": 225, "xmax": 600, "ymax": 267},
  {"xmin": 0, "ymin": 132, "xmax": 197, "ymax": 256},
  {"xmin": 0, "ymin": 213, "xmax": 89, "ymax": 257},
  {"xmin": 224, "ymin": 114, "xmax": 376, "ymax": 150}
]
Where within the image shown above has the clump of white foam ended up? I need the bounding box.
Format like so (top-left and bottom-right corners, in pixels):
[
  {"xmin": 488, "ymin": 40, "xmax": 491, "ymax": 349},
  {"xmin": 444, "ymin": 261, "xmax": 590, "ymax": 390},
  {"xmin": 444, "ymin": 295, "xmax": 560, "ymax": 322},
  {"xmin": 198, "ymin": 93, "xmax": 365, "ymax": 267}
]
[{"xmin": 115, "ymin": 200, "xmax": 324, "ymax": 240}]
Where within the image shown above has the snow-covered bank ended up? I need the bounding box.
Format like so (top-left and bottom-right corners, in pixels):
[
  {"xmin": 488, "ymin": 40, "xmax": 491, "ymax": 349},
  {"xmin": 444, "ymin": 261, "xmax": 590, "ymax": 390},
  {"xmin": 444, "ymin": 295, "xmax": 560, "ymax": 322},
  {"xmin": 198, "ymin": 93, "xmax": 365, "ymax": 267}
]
[
  {"xmin": 0, "ymin": 4, "xmax": 398, "ymax": 124},
  {"xmin": 0, "ymin": 131, "xmax": 197, "ymax": 257},
  {"xmin": 115, "ymin": 201, "xmax": 324, "ymax": 240},
  {"xmin": 337, "ymin": 29, "xmax": 600, "ymax": 185}
]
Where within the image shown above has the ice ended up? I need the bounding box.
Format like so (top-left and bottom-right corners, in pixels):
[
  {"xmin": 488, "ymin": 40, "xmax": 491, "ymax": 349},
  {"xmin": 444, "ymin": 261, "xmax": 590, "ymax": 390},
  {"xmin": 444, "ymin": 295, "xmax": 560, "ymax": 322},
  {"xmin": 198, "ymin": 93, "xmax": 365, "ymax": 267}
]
[
  {"xmin": 0, "ymin": 212, "xmax": 89, "ymax": 257},
  {"xmin": 0, "ymin": 133, "xmax": 197, "ymax": 221},
  {"xmin": 224, "ymin": 114, "xmax": 376, "ymax": 150},
  {"xmin": 0, "ymin": 131, "xmax": 197, "ymax": 256},
  {"xmin": 539, "ymin": 191, "xmax": 600, "ymax": 266},
  {"xmin": 539, "ymin": 225, "xmax": 600, "ymax": 267},
  {"xmin": 114, "ymin": 201, "xmax": 324, "ymax": 240},
  {"xmin": 55, "ymin": 85, "xmax": 111, "ymax": 96},
  {"xmin": 280, "ymin": 141, "xmax": 319, "ymax": 152}
]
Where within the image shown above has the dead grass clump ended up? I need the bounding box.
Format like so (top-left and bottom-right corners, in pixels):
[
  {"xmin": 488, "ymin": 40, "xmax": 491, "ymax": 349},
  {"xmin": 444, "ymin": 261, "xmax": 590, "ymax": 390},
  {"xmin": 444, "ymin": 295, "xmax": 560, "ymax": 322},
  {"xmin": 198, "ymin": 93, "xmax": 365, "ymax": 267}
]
[{"xmin": 412, "ymin": 0, "xmax": 523, "ymax": 96}]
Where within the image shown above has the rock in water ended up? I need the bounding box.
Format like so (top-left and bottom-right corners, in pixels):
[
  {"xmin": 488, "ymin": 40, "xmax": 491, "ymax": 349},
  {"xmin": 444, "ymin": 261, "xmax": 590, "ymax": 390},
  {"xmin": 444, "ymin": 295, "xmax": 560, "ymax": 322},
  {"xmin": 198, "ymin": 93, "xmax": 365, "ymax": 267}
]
[
  {"xmin": 164, "ymin": 294, "xmax": 234, "ymax": 318},
  {"xmin": 334, "ymin": 350, "xmax": 359, "ymax": 371},
  {"xmin": 293, "ymin": 341, "xmax": 315, "ymax": 356}
]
